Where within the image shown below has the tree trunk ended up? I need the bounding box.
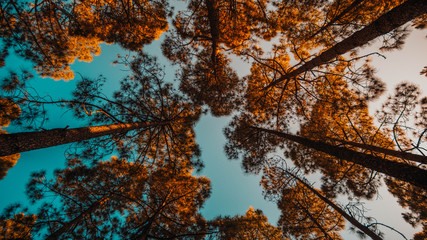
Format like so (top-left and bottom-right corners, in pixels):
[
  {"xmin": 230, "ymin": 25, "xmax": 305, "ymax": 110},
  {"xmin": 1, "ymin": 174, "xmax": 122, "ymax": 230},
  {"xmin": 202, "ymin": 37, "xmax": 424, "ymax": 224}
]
[
  {"xmin": 287, "ymin": 171, "xmax": 382, "ymax": 240},
  {"xmin": 329, "ymin": 137, "xmax": 427, "ymax": 165},
  {"xmin": 205, "ymin": 0, "xmax": 220, "ymax": 63},
  {"xmin": 252, "ymin": 126, "xmax": 427, "ymax": 190},
  {"xmin": 298, "ymin": 202, "xmax": 335, "ymax": 240},
  {"xmin": 0, "ymin": 122, "xmax": 166, "ymax": 157},
  {"xmin": 266, "ymin": 0, "xmax": 427, "ymax": 89}
]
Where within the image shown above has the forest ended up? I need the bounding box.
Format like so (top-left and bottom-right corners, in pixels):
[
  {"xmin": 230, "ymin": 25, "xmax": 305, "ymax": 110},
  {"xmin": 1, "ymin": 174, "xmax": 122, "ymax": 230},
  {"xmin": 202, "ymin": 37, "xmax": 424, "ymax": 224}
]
[{"xmin": 0, "ymin": 0, "xmax": 426, "ymax": 239}]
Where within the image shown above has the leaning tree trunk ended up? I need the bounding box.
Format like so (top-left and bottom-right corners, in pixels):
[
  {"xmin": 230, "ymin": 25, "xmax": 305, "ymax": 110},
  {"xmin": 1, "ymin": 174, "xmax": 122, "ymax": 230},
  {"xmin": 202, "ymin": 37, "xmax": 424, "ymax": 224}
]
[
  {"xmin": 297, "ymin": 202, "xmax": 335, "ymax": 240},
  {"xmin": 266, "ymin": 0, "xmax": 427, "ymax": 89},
  {"xmin": 287, "ymin": 171, "xmax": 382, "ymax": 240},
  {"xmin": 0, "ymin": 122, "xmax": 167, "ymax": 157},
  {"xmin": 251, "ymin": 126, "xmax": 427, "ymax": 190},
  {"xmin": 329, "ymin": 137, "xmax": 427, "ymax": 165}
]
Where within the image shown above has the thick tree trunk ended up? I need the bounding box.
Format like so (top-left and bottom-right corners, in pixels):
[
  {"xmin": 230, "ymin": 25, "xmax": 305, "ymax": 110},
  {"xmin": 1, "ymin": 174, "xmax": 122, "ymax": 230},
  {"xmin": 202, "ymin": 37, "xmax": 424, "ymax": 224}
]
[
  {"xmin": 266, "ymin": 0, "xmax": 427, "ymax": 89},
  {"xmin": 0, "ymin": 122, "xmax": 165, "ymax": 157},
  {"xmin": 287, "ymin": 171, "xmax": 382, "ymax": 240},
  {"xmin": 252, "ymin": 126, "xmax": 427, "ymax": 190},
  {"xmin": 329, "ymin": 138, "xmax": 427, "ymax": 165}
]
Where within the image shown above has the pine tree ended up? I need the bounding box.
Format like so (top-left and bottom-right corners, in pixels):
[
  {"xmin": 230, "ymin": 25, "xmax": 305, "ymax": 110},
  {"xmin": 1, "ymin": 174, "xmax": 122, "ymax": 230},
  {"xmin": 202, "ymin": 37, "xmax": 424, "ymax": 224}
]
[
  {"xmin": 261, "ymin": 161, "xmax": 382, "ymax": 240},
  {"xmin": 1, "ymin": 53, "xmax": 203, "ymax": 172},
  {"xmin": 0, "ymin": 0, "xmax": 169, "ymax": 80},
  {"xmin": 20, "ymin": 157, "xmax": 211, "ymax": 239},
  {"xmin": 265, "ymin": 0, "xmax": 427, "ymax": 90}
]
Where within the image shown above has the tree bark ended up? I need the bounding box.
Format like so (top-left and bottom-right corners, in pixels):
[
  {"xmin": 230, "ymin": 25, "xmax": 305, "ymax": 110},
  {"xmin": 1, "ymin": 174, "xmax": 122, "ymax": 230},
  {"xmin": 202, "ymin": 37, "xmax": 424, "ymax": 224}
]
[
  {"xmin": 252, "ymin": 126, "xmax": 427, "ymax": 190},
  {"xmin": 0, "ymin": 122, "xmax": 167, "ymax": 157},
  {"xmin": 329, "ymin": 137, "xmax": 427, "ymax": 165},
  {"xmin": 205, "ymin": 0, "xmax": 220, "ymax": 63},
  {"xmin": 287, "ymin": 171, "xmax": 382, "ymax": 240},
  {"xmin": 266, "ymin": 0, "xmax": 427, "ymax": 89}
]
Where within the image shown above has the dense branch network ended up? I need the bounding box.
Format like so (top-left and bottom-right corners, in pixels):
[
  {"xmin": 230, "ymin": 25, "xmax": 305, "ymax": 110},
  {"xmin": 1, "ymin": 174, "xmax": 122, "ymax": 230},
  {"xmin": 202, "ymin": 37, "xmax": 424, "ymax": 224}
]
[{"xmin": 1, "ymin": 0, "xmax": 427, "ymax": 239}]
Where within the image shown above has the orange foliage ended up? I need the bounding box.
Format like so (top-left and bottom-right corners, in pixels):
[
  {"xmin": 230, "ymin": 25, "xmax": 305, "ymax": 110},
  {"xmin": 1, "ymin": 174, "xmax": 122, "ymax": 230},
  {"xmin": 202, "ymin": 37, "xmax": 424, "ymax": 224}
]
[
  {"xmin": 0, "ymin": 98, "xmax": 21, "ymax": 180},
  {"xmin": 0, "ymin": 213, "xmax": 36, "ymax": 240},
  {"xmin": 1, "ymin": 0, "xmax": 169, "ymax": 80},
  {"xmin": 212, "ymin": 206, "xmax": 284, "ymax": 239}
]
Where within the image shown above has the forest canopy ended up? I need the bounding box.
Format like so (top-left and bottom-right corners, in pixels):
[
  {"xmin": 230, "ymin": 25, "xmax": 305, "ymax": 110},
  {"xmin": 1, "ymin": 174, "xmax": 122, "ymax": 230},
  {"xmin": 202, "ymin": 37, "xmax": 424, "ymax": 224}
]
[{"xmin": 0, "ymin": 0, "xmax": 426, "ymax": 239}]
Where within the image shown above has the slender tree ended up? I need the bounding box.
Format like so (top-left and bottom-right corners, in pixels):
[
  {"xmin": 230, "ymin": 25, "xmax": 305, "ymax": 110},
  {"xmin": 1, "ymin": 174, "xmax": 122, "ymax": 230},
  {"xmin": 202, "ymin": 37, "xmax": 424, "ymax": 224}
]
[
  {"xmin": 241, "ymin": 0, "xmax": 407, "ymax": 118},
  {"xmin": 288, "ymin": 87, "xmax": 401, "ymax": 198},
  {"xmin": 233, "ymin": 67, "xmax": 425, "ymax": 199},
  {"xmin": 1, "ymin": 53, "xmax": 203, "ymax": 171},
  {"xmin": 323, "ymin": 137, "xmax": 427, "ymax": 164},
  {"xmin": 261, "ymin": 163, "xmax": 346, "ymax": 239},
  {"xmin": 270, "ymin": 0, "xmax": 407, "ymax": 49},
  {"xmin": 226, "ymin": 71, "xmax": 388, "ymax": 200},
  {"xmin": 162, "ymin": 0, "xmax": 271, "ymax": 116},
  {"xmin": 265, "ymin": 0, "xmax": 427, "ymax": 90},
  {"xmin": 243, "ymin": 44, "xmax": 384, "ymax": 141},
  {"xmin": 252, "ymin": 125, "xmax": 427, "ymax": 190},
  {"xmin": 261, "ymin": 161, "xmax": 383, "ymax": 240},
  {"xmin": 0, "ymin": 122, "xmax": 166, "ymax": 157}
]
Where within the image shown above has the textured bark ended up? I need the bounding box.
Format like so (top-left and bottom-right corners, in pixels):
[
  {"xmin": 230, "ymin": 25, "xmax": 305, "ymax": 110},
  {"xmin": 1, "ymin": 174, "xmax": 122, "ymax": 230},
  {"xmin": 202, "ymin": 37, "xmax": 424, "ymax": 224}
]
[
  {"xmin": 205, "ymin": 0, "xmax": 220, "ymax": 63},
  {"xmin": 252, "ymin": 126, "xmax": 427, "ymax": 190},
  {"xmin": 330, "ymin": 138, "xmax": 427, "ymax": 165},
  {"xmin": 287, "ymin": 171, "xmax": 382, "ymax": 240},
  {"xmin": 0, "ymin": 122, "xmax": 166, "ymax": 157},
  {"xmin": 266, "ymin": 0, "xmax": 427, "ymax": 89}
]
